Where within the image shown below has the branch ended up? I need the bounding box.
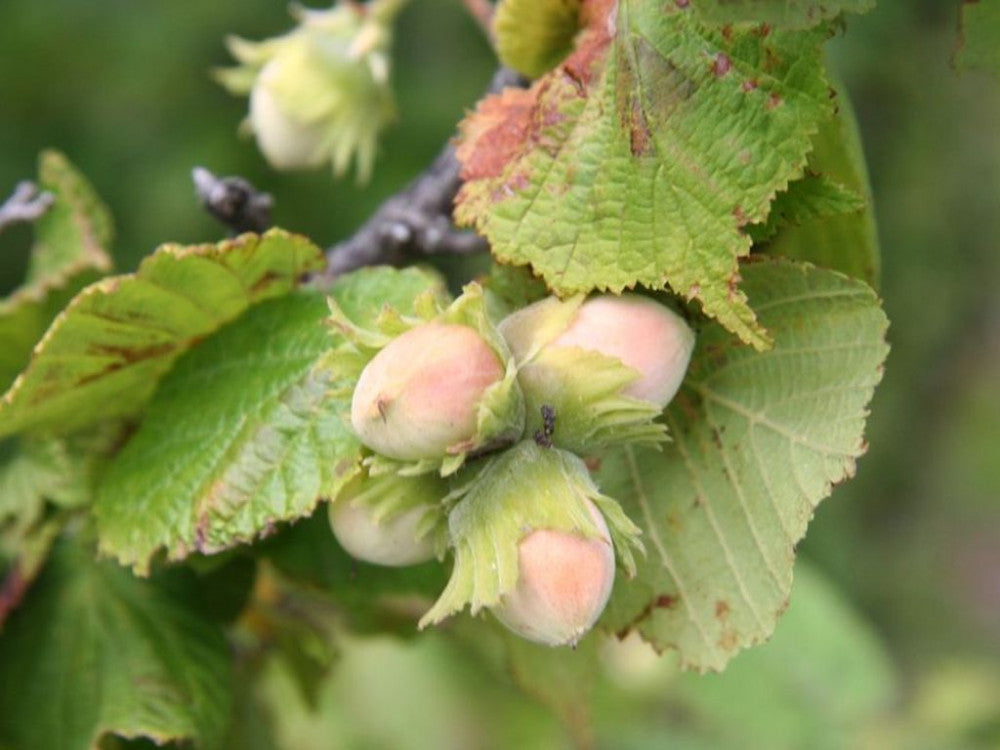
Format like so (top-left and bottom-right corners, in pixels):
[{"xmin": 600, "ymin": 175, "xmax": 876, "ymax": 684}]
[
  {"xmin": 192, "ymin": 167, "xmax": 273, "ymax": 235},
  {"xmin": 0, "ymin": 181, "xmax": 54, "ymax": 235},
  {"xmin": 325, "ymin": 66, "xmax": 526, "ymax": 277}
]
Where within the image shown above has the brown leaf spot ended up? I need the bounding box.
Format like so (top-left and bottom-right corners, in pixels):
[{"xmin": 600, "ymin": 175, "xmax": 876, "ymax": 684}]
[
  {"xmin": 655, "ymin": 594, "xmax": 678, "ymax": 609},
  {"xmin": 715, "ymin": 600, "xmax": 730, "ymax": 621},
  {"xmin": 456, "ymin": 88, "xmax": 538, "ymax": 182},
  {"xmin": 766, "ymin": 92, "xmax": 783, "ymax": 110},
  {"xmin": 249, "ymin": 270, "xmax": 282, "ymax": 293},
  {"xmin": 732, "ymin": 205, "xmax": 749, "ymax": 226},
  {"xmin": 742, "ymin": 79, "xmax": 758, "ymax": 92},
  {"xmin": 712, "ymin": 53, "xmax": 732, "ymax": 77},
  {"xmin": 717, "ymin": 628, "xmax": 739, "ymax": 651}
]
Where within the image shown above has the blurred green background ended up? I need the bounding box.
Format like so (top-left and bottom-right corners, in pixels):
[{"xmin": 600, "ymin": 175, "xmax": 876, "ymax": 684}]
[{"xmin": 1, "ymin": 0, "xmax": 998, "ymax": 747}]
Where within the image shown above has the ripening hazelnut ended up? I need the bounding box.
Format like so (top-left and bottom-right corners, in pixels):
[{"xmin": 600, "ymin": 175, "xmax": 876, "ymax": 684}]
[
  {"xmin": 215, "ymin": 0, "xmax": 401, "ymax": 181},
  {"xmin": 350, "ymin": 323, "xmax": 505, "ymax": 461},
  {"xmin": 329, "ymin": 498, "xmax": 436, "ymax": 567},
  {"xmin": 493, "ymin": 498, "xmax": 615, "ymax": 647},
  {"xmin": 249, "ymin": 58, "xmax": 330, "ymax": 170},
  {"xmin": 501, "ymin": 293, "xmax": 695, "ymax": 408}
]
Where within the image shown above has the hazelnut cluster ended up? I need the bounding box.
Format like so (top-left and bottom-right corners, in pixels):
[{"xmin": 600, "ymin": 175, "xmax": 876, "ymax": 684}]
[{"xmin": 329, "ymin": 288, "xmax": 695, "ymax": 646}]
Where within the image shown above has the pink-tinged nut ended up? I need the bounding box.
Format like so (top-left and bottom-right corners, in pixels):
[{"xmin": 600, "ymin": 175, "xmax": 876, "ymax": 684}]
[
  {"xmin": 329, "ymin": 500, "xmax": 435, "ymax": 567},
  {"xmin": 350, "ymin": 323, "xmax": 505, "ymax": 460},
  {"xmin": 551, "ymin": 295, "xmax": 695, "ymax": 408},
  {"xmin": 493, "ymin": 499, "xmax": 615, "ymax": 647}
]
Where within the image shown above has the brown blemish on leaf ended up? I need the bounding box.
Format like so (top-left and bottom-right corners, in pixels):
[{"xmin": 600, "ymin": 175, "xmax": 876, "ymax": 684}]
[
  {"xmin": 75, "ymin": 342, "xmax": 180, "ymax": 386},
  {"xmin": 89, "ymin": 342, "xmax": 178, "ymax": 364},
  {"xmin": 717, "ymin": 628, "xmax": 739, "ymax": 651},
  {"xmin": 732, "ymin": 205, "xmax": 749, "ymax": 226},
  {"xmin": 742, "ymin": 79, "xmax": 758, "ymax": 92},
  {"xmin": 456, "ymin": 88, "xmax": 538, "ymax": 182},
  {"xmin": 726, "ymin": 272, "xmax": 744, "ymax": 301},
  {"xmin": 627, "ymin": 95, "xmax": 654, "ymax": 156},
  {"xmin": 715, "ymin": 600, "xmax": 730, "ymax": 621},
  {"xmin": 712, "ymin": 53, "xmax": 732, "ymax": 77},
  {"xmin": 655, "ymin": 594, "xmax": 678, "ymax": 609},
  {"xmin": 455, "ymin": 0, "xmax": 613, "ymax": 187},
  {"xmin": 766, "ymin": 92, "xmax": 783, "ymax": 110},
  {"xmin": 620, "ymin": 592, "xmax": 680, "ymax": 636},
  {"xmin": 248, "ymin": 270, "xmax": 282, "ymax": 293}
]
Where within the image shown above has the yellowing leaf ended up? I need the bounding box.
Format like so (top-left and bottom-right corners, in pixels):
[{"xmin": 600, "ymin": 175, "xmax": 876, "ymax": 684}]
[
  {"xmin": 0, "ymin": 229, "xmax": 324, "ymax": 438},
  {"xmin": 455, "ymin": 0, "xmax": 832, "ymax": 349},
  {"xmin": 597, "ymin": 259, "xmax": 888, "ymax": 671},
  {"xmin": 0, "ymin": 150, "xmax": 114, "ymax": 391}
]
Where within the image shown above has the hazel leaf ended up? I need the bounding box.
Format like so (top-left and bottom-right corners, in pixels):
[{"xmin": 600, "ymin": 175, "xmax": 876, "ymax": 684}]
[
  {"xmin": 955, "ymin": 0, "xmax": 1000, "ymax": 76},
  {"xmin": 455, "ymin": 0, "xmax": 833, "ymax": 349},
  {"xmin": 0, "ymin": 229, "xmax": 325, "ymax": 439},
  {"xmin": 596, "ymin": 259, "xmax": 888, "ymax": 672},
  {"xmin": 0, "ymin": 150, "xmax": 114, "ymax": 391},
  {"xmin": 94, "ymin": 267, "xmax": 444, "ymax": 574},
  {"xmin": 0, "ymin": 539, "xmax": 231, "ymax": 750},
  {"xmin": 762, "ymin": 78, "xmax": 881, "ymax": 287},
  {"xmin": 689, "ymin": 0, "xmax": 875, "ymax": 30}
]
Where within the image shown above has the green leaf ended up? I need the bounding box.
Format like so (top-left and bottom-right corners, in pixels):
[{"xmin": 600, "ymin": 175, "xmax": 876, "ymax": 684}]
[
  {"xmin": 671, "ymin": 562, "xmax": 896, "ymax": 745},
  {"xmin": 94, "ymin": 266, "xmax": 445, "ymax": 574},
  {"xmin": 455, "ymin": 1, "xmax": 832, "ymax": 349},
  {"xmin": 597, "ymin": 259, "xmax": 888, "ymax": 672},
  {"xmin": 955, "ymin": 0, "xmax": 1000, "ymax": 76},
  {"xmin": 0, "ymin": 538, "xmax": 231, "ymax": 750},
  {"xmin": 494, "ymin": 0, "xmax": 582, "ymax": 78},
  {"xmin": 0, "ymin": 150, "xmax": 114, "ymax": 391},
  {"xmin": 763, "ymin": 79, "xmax": 881, "ymax": 287},
  {"xmin": 690, "ymin": 0, "xmax": 875, "ymax": 30},
  {"xmin": 25, "ymin": 150, "xmax": 114, "ymax": 284},
  {"xmin": 0, "ymin": 437, "xmax": 90, "ymax": 532},
  {"xmin": 0, "ymin": 228, "xmax": 325, "ymax": 439},
  {"xmin": 747, "ymin": 173, "xmax": 864, "ymax": 244},
  {"xmin": 501, "ymin": 629, "xmax": 598, "ymax": 746}
]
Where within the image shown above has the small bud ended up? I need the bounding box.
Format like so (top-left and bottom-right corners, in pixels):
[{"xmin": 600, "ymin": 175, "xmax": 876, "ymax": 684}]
[
  {"xmin": 493, "ymin": 498, "xmax": 615, "ymax": 647},
  {"xmin": 501, "ymin": 293, "xmax": 695, "ymax": 409},
  {"xmin": 351, "ymin": 323, "xmax": 505, "ymax": 461}
]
